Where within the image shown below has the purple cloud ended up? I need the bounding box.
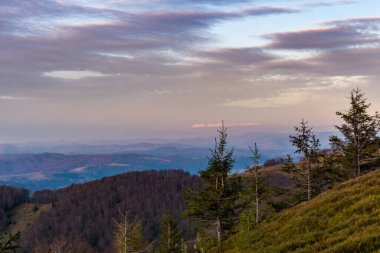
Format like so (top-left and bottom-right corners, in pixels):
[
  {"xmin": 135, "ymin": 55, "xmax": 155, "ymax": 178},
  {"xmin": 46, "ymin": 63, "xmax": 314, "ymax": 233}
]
[
  {"xmin": 265, "ymin": 18, "xmax": 380, "ymax": 50},
  {"xmin": 0, "ymin": 4, "xmax": 296, "ymax": 79},
  {"xmin": 198, "ymin": 47, "xmax": 275, "ymax": 66}
]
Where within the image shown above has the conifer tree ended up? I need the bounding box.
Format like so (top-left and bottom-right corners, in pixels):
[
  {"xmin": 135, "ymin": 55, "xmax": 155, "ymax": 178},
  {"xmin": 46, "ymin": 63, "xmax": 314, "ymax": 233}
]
[
  {"xmin": 289, "ymin": 119, "xmax": 320, "ymax": 201},
  {"xmin": 156, "ymin": 214, "xmax": 182, "ymax": 253},
  {"xmin": 330, "ymin": 88, "xmax": 380, "ymax": 177},
  {"xmin": 184, "ymin": 122, "xmax": 242, "ymax": 250},
  {"xmin": 282, "ymin": 154, "xmax": 306, "ymax": 205},
  {"xmin": 249, "ymin": 143, "xmax": 261, "ymax": 224},
  {"xmin": 237, "ymin": 143, "xmax": 274, "ymax": 247},
  {"xmin": 113, "ymin": 212, "xmax": 145, "ymax": 253},
  {"xmin": 282, "ymin": 155, "xmax": 295, "ymax": 174}
]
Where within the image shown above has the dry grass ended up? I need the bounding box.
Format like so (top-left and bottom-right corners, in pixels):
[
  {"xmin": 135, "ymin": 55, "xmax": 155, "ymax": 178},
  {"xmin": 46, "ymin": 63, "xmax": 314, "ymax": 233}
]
[{"xmin": 224, "ymin": 169, "xmax": 380, "ymax": 253}]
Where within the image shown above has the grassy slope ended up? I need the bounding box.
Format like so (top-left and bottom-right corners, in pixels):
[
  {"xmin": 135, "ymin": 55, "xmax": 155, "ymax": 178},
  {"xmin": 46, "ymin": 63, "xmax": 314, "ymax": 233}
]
[{"xmin": 225, "ymin": 169, "xmax": 380, "ymax": 253}]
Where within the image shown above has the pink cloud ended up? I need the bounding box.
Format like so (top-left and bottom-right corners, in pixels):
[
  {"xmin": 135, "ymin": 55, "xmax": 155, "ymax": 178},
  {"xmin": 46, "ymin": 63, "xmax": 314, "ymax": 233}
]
[{"xmin": 191, "ymin": 122, "xmax": 258, "ymax": 129}]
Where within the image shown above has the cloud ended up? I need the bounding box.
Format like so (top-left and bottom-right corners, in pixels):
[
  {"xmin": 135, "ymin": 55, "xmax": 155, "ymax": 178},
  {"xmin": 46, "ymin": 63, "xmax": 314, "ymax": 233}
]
[
  {"xmin": 257, "ymin": 46, "xmax": 380, "ymax": 78},
  {"xmin": 42, "ymin": 70, "xmax": 113, "ymax": 80},
  {"xmin": 312, "ymin": 47, "xmax": 380, "ymax": 76},
  {"xmin": 0, "ymin": 96, "xmax": 30, "ymax": 100},
  {"xmin": 199, "ymin": 47, "xmax": 275, "ymax": 66},
  {"xmin": 264, "ymin": 18, "xmax": 380, "ymax": 50},
  {"xmin": 325, "ymin": 17, "xmax": 380, "ymax": 27},
  {"xmin": 191, "ymin": 122, "xmax": 259, "ymax": 129},
  {"xmin": 0, "ymin": 0, "xmax": 379, "ymax": 141},
  {"xmin": 163, "ymin": 0, "xmax": 252, "ymax": 6},
  {"xmin": 51, "ymin": 0, "xmax": 253, "ymax": 9},
  {"xmin": 179, "ymin": 16, "xmax": 380, "ymax": 81},
  {"xmin": 225, "ymin": 90, "xmax": 308, "ymax": 108},
  {"xmin": 302, "ymin": 0, "xmax": 357, "ymax": 8},
  {"xmin": 225, "ymin": 76, "xmax": 367, "ymax": 108},
  {"xmin": 0, "ymin": 3, "xmax": 297, "ymax": 81}
]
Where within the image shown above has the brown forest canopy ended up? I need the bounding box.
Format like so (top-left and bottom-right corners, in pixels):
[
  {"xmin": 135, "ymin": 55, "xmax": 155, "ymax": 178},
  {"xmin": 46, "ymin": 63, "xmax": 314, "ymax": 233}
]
[
  {"xmin": 21, "ymin": 170, "xmax": 201, "ymax": 253},
  {"xmin": 0, "ymin": 185, "xmax": 29, "ymax": 231}
]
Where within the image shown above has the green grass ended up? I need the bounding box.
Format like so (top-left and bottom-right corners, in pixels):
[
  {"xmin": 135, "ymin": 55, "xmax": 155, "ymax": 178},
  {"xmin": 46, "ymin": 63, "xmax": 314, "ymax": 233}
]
[{"xmin": 224, "ymin": 169, "xmax": 380, "ymax": 253}]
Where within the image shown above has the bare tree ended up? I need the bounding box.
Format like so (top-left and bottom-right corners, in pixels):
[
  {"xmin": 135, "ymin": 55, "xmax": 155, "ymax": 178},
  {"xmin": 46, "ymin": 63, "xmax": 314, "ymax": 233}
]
[{"xmin": 113, "ymin": 211, "xmax": 145, "ymax": 253}]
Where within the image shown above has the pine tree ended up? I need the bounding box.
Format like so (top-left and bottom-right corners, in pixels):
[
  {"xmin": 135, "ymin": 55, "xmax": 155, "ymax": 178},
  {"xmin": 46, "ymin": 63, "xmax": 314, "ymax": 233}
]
[
  {"xmin": 184, "ymin": 122, "xmax": 242, "ymax": 251},
  {"xmin": 249, "ymin": 143, "xmax": 261, "ymax": 224},
  {"xmin": 237, "ymin": 143, "xmax": 275, "ymax": 247},
  {"xmin": 289, "ymin": 119, "xmax": 320, "ymax": 201},
  {"xmin": 282, "ymin": 154, "xmax": 306, "ymax": 205},
  {"xmin": 113, "ymin": 212, "xmax": 146, "ymax": 253},
  {"xmin": 282, "ymin": 154, "xmax": 295, "ymax": 174},
  {"xmin": 330, "ymin": 88, "xmax": 380, "ymax": 177},
  {"xmin": 156, "ymin": 214, "xmax": 182, "ymax": 253}
]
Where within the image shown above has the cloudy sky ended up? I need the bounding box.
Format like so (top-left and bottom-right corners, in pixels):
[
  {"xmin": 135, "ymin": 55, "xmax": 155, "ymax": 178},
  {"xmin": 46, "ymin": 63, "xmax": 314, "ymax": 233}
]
[{"xmin": 0, "ymin": 0, "xmax": 379, "ymax": 142}]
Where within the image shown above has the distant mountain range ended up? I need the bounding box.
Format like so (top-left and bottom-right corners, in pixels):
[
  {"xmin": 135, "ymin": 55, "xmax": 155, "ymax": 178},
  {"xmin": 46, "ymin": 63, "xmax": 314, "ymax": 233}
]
[
  {"xmin": 0, "ymin": 131, "xmax": 335, "ymax": 190},
  {"xmin": 0, "ymin": 153, "xmax": 207, "ymax": 190},
  {"xmin": 0, "ymin": 131, "xmax": 335, "ymax": 155}
]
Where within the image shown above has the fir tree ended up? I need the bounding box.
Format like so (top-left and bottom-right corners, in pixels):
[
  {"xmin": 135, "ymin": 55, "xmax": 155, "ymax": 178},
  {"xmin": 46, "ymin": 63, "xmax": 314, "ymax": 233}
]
[
  {"xmin": 248, "ymin": 143, "xmax": 261, "ymax": 224},
  {"xmin": 282, "ymin": 154, "xmax": 306, "ymax": 205},
  {"xmin": 330, "ymin": 88, "xmax": 380, "ymax": 177},
  {"xmin": 289, "ymin": 119, "xmax": 320, "ymax": 201},
  {"xmin": 237, "ymin": 143, "xmax": 275, "ymax": 247},
  {"xmin": 282, "ymin": 154, "xmax": 295, "ymax": 174},
  {"xmin": 156, "ymin": 214, "xmax": 182, "ymax": 253},
  {"xmin": 184, "ymin": 122, "xmax": 243, "ymax": 251}
]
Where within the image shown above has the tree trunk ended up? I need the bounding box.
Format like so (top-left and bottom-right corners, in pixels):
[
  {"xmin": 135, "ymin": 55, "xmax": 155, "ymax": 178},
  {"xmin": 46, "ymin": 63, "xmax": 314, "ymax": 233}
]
[
  {"xmin": 255, "ymin": 169, "xmax": 259, "ymax": 224},
  {"xmin": 168, "ymin": 225, "xmax": 171, "ymax": 250},
  {"xmin": 355, "ymin": 122, "xmax": 360, "ymax": 177},
  {"xmin": 307, "ymin": 162, "xmax": 311, "ymax": 201},
  {"xmin": 124, "ymin": 215, "xmax": 128, "ymax": 253},
  {"xmin": 357, "ymin": 148, "xmax": 361, "ymax": 177},
  {"xmin": 216, "ymin": 217, "xmax": 221, "ymax": 248}
]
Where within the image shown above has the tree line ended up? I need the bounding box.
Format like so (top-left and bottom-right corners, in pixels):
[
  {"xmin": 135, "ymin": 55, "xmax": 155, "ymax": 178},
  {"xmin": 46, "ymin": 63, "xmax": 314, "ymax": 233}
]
[
  {"xmin": 182, "ymin": 88, "xmax": 380, "ymax": 252},
  {"xmin": 1, "ymin": 88, "xmax": 379, "ymax": 253},
  {"xmin": 106, "ymin": 88, "xmax": 380, "ymax": 253}
]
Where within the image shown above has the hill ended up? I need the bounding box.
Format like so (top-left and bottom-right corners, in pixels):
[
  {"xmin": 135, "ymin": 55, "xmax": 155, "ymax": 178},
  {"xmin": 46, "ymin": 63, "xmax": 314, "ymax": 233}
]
[
  {"xmin": 223, "ymin": 169, "xmax": 380, "ymax": 253},
  {"xmin": 19, "ymin": 170, "xmax": 201, "ymax": 253},
  {"xmin": 0, "ymin": 185, "xmax": 29, "ymax": 232},
  {"xmin": 0, "ymin": 163, "xmax": 295, "ymax": 253},
  {"xmin": 0, "ymin": 203, "xmax": 51, "ymax": 239}
]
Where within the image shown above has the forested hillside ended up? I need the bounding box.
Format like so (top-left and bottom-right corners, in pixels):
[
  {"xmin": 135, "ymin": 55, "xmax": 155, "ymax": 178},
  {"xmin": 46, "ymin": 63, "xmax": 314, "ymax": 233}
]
[
  {"xmin": 20, "ymin": 170, "xmax": 201, "ymax": 253},
  {"xmin": 0, "ymin": 186, "xmax": 29, "ymax": 231}
]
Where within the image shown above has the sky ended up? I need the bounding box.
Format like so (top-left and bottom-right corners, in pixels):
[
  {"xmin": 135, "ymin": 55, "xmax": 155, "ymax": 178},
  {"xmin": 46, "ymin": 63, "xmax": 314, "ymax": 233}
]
[{"xmin": 0, "ymin": 0, "xmax": 380, "ymax": 142}]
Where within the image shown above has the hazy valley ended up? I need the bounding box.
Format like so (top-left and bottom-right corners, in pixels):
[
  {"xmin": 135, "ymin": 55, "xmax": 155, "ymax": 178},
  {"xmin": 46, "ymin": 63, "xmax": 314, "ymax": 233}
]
[{"xmin": 0, "ymin": 132, "xmax": 336, "ymax": 191}]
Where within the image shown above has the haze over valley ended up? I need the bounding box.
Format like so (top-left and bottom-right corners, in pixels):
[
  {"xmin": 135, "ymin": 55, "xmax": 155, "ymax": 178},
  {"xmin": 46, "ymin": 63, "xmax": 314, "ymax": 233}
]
[{"xmin": 0, "ymin": 131, "xmax": 334, "ymax": 190}]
